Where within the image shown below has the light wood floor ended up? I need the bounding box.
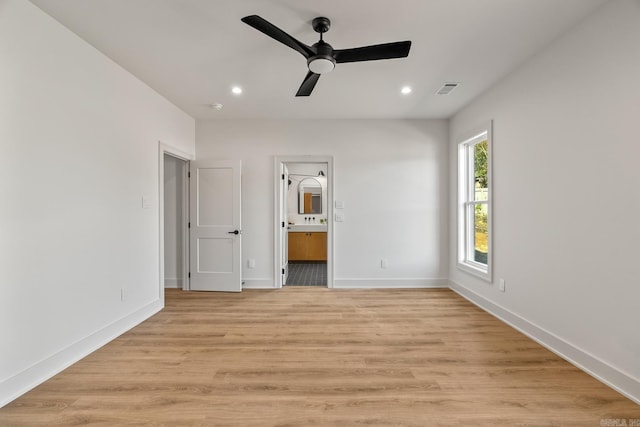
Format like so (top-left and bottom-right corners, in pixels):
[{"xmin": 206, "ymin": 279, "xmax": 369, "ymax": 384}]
[{"xmin": 1, "ymin": 288, "xmax": 637, "ymax": 426}]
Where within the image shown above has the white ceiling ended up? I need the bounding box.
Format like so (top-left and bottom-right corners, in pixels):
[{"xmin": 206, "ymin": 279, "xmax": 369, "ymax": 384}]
[{"xmin": 30, "ymin": 0, "xmax": 607, "ymax": 120}]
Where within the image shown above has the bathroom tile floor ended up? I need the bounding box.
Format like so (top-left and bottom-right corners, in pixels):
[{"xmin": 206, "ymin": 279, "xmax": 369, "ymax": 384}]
[{"xmin": 286, "ymin": 262, "xmax": 327, "ymax": 286}]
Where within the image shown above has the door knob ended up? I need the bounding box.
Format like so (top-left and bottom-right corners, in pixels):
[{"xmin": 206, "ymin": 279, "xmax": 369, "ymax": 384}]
[{"xmin": 228, "ymin": 230, "xmax": 240, "ymax": 235}]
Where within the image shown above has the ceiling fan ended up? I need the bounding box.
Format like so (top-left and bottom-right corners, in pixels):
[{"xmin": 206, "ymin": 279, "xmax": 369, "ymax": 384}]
[{"xmin": 241, "ymin": 15, "xmax": 412, "ymax": 97}]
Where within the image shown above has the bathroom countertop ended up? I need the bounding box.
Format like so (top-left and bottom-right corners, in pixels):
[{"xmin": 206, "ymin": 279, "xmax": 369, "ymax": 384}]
[{"xmin": 287, "ymin": 224, "xmax": 327, "ymax": 232}]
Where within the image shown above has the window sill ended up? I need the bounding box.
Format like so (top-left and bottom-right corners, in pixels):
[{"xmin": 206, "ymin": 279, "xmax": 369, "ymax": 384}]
[{"xmin": 457, "ymin": 261, "xmax": 491, "ymax": 283}]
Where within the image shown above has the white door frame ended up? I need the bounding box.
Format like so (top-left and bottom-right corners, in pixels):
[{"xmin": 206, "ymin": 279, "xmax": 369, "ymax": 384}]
[
  {"xmin": 274, "ymin": 155, "xmax": 334, "ymax": 288},
  {"xmin": 280, "ymin": 163, "xmax": 289, "ymax": 286},
  {"xmin": 158, "ymin": 142, "xmax": 194, "ymax": 304}
]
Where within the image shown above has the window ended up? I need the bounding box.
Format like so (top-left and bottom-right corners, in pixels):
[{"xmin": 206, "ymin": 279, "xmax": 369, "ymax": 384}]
[{"xmin": 457, "ymin": 122, "xmax": 492, "ymax": 281}]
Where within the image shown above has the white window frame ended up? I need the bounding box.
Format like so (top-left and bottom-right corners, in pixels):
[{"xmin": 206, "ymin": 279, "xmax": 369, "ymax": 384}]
[{"xmin": 457, "ymin": 121, "xmax": 492, "ymax": 282}]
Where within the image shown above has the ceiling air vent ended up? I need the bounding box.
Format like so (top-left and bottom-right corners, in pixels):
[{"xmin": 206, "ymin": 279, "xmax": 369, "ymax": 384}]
[{"xmin": 436, "ymin": 82, "xmax": 459, "ymax": 95}]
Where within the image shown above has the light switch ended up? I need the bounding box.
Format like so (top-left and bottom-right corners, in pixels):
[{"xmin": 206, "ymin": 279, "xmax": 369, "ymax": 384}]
[
  {"xmin": 335, "ymin": 213, "xmax": 345, "ymax": 222},
  {"xmin": 142, "ymin": 196, "xmax": 152, "ymax": 209},
  {"xmin": 335, "ymin": 200, "xmax": 345, "ymax": 209}
]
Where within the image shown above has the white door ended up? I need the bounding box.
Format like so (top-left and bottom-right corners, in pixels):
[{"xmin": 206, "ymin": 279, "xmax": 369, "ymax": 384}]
[
  {"xmin": 189, "ymin": 160, "xmax": 242, "ymax": 292},
  {"xmin": 280, "ymin": 164, "xmax": 289, "ymax": 285}
]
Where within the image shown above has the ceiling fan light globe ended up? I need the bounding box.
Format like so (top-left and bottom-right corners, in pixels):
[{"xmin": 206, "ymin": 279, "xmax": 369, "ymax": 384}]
[{"xmin": 308, "ymin": 57, "xmax": 335, "ymax": 74}]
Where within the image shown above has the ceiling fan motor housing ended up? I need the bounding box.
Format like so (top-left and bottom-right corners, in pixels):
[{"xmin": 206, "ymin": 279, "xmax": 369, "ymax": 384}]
[{"xmin": 308, "ymin": 40, "xmax": 335, "ymax": 74}]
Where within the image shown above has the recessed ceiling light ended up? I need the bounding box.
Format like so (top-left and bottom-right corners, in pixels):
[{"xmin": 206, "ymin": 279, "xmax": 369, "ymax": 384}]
[
  {"xmin": 231, "ymin": 86, "xmax": 243, "ymax": 95},
  {"xmin": 401, "ymin": 86, "xmax": 412, "ymax": 95}
]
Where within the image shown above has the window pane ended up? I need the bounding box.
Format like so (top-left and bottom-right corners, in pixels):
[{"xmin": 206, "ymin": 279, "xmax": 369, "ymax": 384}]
[
  {"xmin": 474, "ymin": 140, "xmax": 488, "ymax": 200},
  {"xmin": 474, "ymin": 203, "xmax": 488, "ymax": 265},
  {"xmin": 466, "ymin": 204, "xmax": 475, "ymax": 262}
]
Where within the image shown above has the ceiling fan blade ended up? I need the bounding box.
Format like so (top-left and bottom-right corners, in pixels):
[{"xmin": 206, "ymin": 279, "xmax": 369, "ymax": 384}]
[
  {"xmin": 241, "ymin": 15, "xmax": 314, "ymax": 58},
  {"xmin": 333, "ymin": 41, "xmax": 411, "ymax": 64},
  {"xmin": 295, "ymin": 71, "xmax": 320, "ymax": 97}
]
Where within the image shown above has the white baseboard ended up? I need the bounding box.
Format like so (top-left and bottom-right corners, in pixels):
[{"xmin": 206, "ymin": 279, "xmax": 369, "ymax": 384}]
[
  {"xmin": 242, "ymin": 278, "xmax": 275, "ymax": 289},
  {"xmin": 242, "ymin": 277, "xmax": 448, "ymax": 290},
  {"xmin": 0, "ymin": 299, "xmax": 163, "ymax": 408},
  {"xmin": 164, "ymin": 278, "xmax": 182, "ymax": 288},
  {"xmin": 333, "ymin": 278, "xmax": 449, "ymax": 289},
  {"xmin": 449, "ymin": 280, "xmax": 640, "ymax": 405}
]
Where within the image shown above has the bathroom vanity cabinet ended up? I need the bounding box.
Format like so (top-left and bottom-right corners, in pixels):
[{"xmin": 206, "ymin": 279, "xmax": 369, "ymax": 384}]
[{"xmin": 288, "ymin": 232, "xmax": 327, "ymax": 261}]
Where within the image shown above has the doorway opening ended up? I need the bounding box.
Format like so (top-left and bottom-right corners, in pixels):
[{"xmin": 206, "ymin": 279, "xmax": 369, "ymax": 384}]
[
  {"xmin": 163, "ymin": 153, "xmax": 189, "ymax": 290},
  {"xmin": 159, "ymin": 143, "xmax": 193, "ymax": 302},
  {"xmin": 274, "ymin": 156, "xmax": 333, "ymax": 289}
]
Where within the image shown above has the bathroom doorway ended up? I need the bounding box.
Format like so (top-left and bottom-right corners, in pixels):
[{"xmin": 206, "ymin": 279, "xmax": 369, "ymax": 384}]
[{"xmin": 274, "ymin": 156, "xmax": 334, "ymax": 288}]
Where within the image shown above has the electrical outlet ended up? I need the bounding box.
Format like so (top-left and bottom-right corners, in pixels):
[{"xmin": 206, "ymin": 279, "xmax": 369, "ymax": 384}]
[
  {"xmin": 335, "ymin": 213, "xmax": 345, "ymax": 222},
  {"xmin": 248, "ymin": 259, "xmax": 256, "ymax": 269},
  {"xmin": 499, "ymin": 279, "xmax": 506, "ymax": 292},
  {"xmin": 381, "ymin": 258, "xmax": 388, "ymax": 269}
]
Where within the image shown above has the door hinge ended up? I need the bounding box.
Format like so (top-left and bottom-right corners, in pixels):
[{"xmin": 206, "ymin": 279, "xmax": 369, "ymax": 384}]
[
  {"xmin": 188, "ymin": 171, "xmax": 191, "ymax": 178},
  {"xmin": 282, "ymin": 268, "xmax": 285, "ymax": 274},
  {"xmin": 282, "ymin": 221, "xmax": 285, "ymax": 228},
  {"xmin": 188, "ymin": 222, "xmax": 191, "ymax": 228},
  {"xmin": 282, "ymin": 174, "xmax": 285, "ymax": 180},
  {"xmin": 188, "ymin": 272, "xmax": 191, "ymax": 278}
]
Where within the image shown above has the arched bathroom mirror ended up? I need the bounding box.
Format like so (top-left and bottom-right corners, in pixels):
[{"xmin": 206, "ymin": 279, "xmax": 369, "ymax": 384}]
[{"xmin": 298, "ymin": 177, "xmax": 322, "ymax": 214}]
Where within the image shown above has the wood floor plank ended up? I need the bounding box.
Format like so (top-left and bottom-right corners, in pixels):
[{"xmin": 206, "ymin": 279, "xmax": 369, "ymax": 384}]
[{"xmin": 0, "ymin": 287, "xmax": 637, "ymax": 426}]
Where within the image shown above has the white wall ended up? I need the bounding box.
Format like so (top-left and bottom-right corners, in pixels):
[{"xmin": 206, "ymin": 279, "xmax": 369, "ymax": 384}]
[
  {"xmin": 196, "ymin": 119, "xmax": 449, "ymax": 289},
  {"xmin": 449, "ymin": 0, "xmax": 640, "ymax": 402},
  {"xmin": 0, "ymin": 0, "xmax": 195, "ymax": 406},
  {"xmin": 163, "ymin": 155, "xmax": 186, "ymax": 288}
]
